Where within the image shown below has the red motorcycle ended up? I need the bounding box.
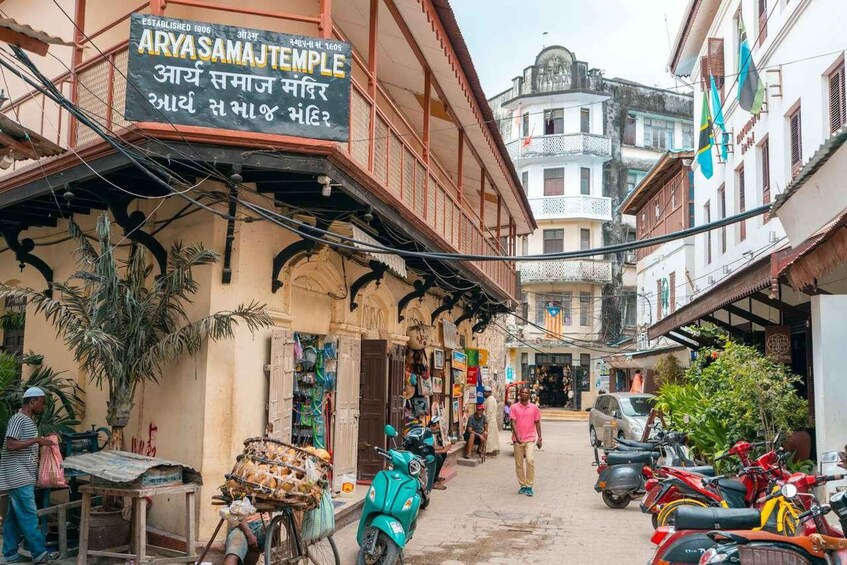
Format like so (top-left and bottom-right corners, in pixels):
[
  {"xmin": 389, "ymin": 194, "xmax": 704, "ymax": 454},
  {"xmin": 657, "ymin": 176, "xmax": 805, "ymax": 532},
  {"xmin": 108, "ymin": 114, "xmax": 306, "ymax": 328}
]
[{"xmin": 643, "ymin": 439, "xmax": 791, "ymax": 528}]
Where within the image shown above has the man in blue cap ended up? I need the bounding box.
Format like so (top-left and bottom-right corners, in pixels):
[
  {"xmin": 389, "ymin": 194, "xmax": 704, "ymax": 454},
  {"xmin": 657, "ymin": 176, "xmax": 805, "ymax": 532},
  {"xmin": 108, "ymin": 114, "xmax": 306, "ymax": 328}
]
[{"xmin": 0, "ymin": 387, "xmax": 59, "ymax": 563}]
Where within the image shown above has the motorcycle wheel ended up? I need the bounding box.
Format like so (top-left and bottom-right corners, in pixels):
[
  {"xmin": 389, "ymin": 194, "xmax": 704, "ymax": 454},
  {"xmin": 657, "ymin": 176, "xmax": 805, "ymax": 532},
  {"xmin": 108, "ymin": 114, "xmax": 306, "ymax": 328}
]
[
  {"xmin": 589, "ymin": 426, "xmax": 598, "ymax": 447},
  {"xmin": 656, "ymin": 498, "xmax": 709, "ymax": 527},
  {"xmin": 601, "ymin": 491, "xmax": 631, "ymax": 509},
  {"xmin": 651, "ymin": 512, "xmax": 659, "ymax": 529},
  {"xmin": 356, "ymin": 530, "xmax": 402, "ymax": 565},
  {"xmin": 421, "ymin": 494, "xmax": 431, "ymax": 509}
]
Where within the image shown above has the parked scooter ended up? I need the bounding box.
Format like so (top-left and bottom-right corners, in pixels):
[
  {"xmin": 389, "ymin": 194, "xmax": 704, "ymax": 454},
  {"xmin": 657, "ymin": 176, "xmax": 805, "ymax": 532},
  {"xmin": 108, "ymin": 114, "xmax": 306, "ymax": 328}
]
[
  {"xmin": 357, "ymin": 425, "xmax": 429, "ymax": 565},
  {"xmin": 649, "ymin": 475, "xmax": 846, "ymax": 564},
  {"xmin": 701, "ymin": 490, "xmax": 847, "ymax": 564},
  {"xmin": 401, "ymin": 425, "xmax": 437, "ymax": 497}
]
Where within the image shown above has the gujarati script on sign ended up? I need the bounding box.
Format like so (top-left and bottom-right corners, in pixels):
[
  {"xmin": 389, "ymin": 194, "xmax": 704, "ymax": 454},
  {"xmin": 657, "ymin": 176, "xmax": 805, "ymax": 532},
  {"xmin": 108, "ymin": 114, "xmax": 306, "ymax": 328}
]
[{"xmin": 125, "ymin": 14, "xmax": 351, "ymax": 141}]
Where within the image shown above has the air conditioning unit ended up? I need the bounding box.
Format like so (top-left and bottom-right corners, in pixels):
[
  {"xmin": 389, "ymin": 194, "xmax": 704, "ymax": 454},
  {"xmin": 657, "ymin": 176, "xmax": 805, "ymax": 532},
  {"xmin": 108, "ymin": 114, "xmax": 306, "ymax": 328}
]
[
  {"xmin": 723, "ymin": 265, "xmax": 731, "ymax": 275},
  {"xmin": 769, "ymin": 231, "xmax": 778, "ymax": 243},
  {"xmin": 707, "ymin": 275, "xmax": 715, "ymax": 285}
]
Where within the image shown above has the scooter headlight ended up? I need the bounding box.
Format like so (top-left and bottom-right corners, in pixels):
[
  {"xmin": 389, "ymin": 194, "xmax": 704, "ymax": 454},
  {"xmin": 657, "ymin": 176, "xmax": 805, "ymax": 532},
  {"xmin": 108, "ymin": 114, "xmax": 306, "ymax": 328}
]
[
  {"xmin": 408, "ymin": 458, "xmax": 422, "ymax": 476},
  {"xmin": 367, "ymin": 487, "xmax": 376, "ymax": 502}
]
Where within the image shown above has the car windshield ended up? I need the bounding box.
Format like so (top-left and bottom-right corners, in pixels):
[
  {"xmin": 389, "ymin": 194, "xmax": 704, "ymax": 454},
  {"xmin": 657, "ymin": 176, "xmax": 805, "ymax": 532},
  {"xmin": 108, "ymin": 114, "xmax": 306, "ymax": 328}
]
[{"xmin": 620, "ymin": 396, "xmax": 653, "ymax": 417}]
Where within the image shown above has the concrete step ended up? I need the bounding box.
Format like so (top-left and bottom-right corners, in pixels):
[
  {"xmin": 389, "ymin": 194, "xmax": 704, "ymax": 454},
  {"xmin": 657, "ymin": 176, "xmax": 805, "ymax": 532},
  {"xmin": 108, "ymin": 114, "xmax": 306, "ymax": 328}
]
[
  {"xmin": 456, "ymin": 456, "xmax": 481, "ymax": 468},
  {"xmin": 540, "ymin": 409, "xmax": 589, "ymax": 422}
]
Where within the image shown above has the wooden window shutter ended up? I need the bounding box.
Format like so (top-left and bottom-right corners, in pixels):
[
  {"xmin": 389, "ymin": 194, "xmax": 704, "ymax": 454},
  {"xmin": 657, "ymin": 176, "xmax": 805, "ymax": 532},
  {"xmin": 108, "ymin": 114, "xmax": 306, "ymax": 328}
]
[
  {"xmin": 669, "ymin": 272, "xmax": 676, "ymax": 313},
  {"xmin": 830, "ymin": 64, "xmax": 846, "ymax": 133},
  {"xmin": 790, "ymin": 109, "xmax": 802, "ymax": 173},
  {"xmin": 758, "ymin": 0, "xmax": 768, "ymax": 45},
  {"xmin": 738, "ymin": 166, "xmax": 747, "ymax": 240},
  {"xmin": 761, "ymin": 140, "xmax": 770, "ymax": 204},
  {"xmin": 708, "ymin": 38, "xmax": 725, "ymax": 98},
  {"xmin": 700, "ymin": 56, "xmax": 710, "ymax": 92}
]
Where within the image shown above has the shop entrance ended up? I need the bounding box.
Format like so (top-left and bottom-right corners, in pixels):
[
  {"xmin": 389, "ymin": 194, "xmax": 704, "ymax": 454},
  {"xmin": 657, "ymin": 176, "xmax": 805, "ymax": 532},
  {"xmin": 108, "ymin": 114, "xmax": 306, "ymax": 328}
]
[
  {"xmin": 358, "ymin": 340, "xmax": 387, "ymax": 481},
  {"xmin": 534, "ymin": 354, "xmax": 572, "ymax": 408}
]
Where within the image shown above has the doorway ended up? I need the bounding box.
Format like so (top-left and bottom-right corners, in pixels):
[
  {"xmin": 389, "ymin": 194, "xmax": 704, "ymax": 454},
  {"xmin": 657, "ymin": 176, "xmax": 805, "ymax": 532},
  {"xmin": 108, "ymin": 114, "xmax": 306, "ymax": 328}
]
[{"xmin": 357, "ymin": 340, "xmax": 387, "ymax": 481}]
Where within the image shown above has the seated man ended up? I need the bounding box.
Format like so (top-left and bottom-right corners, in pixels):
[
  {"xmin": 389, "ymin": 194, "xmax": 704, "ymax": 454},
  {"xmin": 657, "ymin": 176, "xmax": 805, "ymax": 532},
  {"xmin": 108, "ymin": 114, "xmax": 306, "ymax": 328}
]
[
  {"xmin": 463, "ymin": 404, "xmax": 488, "ymax": 459},
  {"xmin": 224, "ymin": 515, "xmax": 266, "ymax": 565}
]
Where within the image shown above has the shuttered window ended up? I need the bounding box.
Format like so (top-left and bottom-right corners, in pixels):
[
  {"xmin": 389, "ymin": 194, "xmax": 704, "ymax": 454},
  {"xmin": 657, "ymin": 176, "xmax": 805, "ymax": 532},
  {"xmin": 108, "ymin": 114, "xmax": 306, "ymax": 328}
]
[
  {"xmin": 580, "ymin": 228, "xmax": 591, "ymax": 251},
  {"xmin": 544, "ymin": 108, "xmax": 564, "ymax": 135},
  {"xmin": 579, "ymin": 292, "xmax": 592, "ymax": 326},
  {"xmin": 580, "ymin": 108, "xmax": 590, "ymax": 133},
  {"xmin": 580, "ymin": 167, "xmax": 591, "ymax": 195},
  {"xmin": 624, "ymin": 114, "xmax": 636, "ymax": 145},
  {"xmin": 718, "ymin": 184, "xmax": 727, "ymax": 254},
  {"xmin": 708, "ymin": 38, "xmax": 725, "ymax": 99},
  {"xmin": 521, "ymin": 171, "xmax": 529, "ymax": 192},
  {"xmin": 737, "ymin": 165, "xmax": 746, "ymax": 241},
  {"xmin": 761, "ymin": 140, "xmax": 771, "ymax": 204},
  {"xmin": 790, "ymin": 107, "xmax": 802, "ymax": 175},
  {"xmin": 829, "ymin": 62, "xmax": 846, "ymax": 133},
  {"xmin": 543, "ymin": 168, "xmax": 564, "ymax": 196},
  {"xmin": 543, "ymin": 229, "xmax": 564, "ymax": 254},
  {"xmin": 669, "ymin": 272, "xmax": 677, "ymax": 314},
  {"xmin": 758, "ymin": 0, "xmax": 768, "ymax": 45},
  {"xmin": 704, "ymin": 201, "xmax": 712, "ymax": 264},
  {"xmin": 522, "ymin": 112, "xmax": 530, "ymax": 137}
]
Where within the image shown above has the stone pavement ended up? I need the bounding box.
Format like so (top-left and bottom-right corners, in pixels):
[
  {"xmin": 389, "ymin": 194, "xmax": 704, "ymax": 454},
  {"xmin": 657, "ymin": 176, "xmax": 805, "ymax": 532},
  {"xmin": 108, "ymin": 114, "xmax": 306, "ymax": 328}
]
[{"xmin": 333, "ymin": 420, "xmax": 656, "ymax": 564}]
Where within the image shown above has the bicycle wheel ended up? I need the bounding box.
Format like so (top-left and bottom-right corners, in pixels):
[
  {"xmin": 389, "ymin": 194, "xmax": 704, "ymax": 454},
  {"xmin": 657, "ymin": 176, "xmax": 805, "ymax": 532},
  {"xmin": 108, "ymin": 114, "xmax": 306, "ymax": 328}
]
[
  {"xmin": 304, "ymin": 535, "xmax": 340, "ymax": 565},
  {"xmin": 265, "ymin": 513, "xmax": 302, "ymax": 565}
]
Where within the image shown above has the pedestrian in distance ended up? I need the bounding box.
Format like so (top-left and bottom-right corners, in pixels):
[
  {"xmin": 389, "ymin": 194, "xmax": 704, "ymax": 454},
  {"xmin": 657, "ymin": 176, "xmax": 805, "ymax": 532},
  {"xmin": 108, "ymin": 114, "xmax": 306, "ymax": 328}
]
[
  {"xmin": 462, "ymin": 404, "xmax": 488, "ymax": 460},
  {"xmin": 0, "ymin": 387, "xmax": 60, "ymax": 564},
  {"xmin": 510, "ymin": 387, "xmax": 542, "ymax": 497},
  {"xmin": 630, "ymin": 369, "xmax": 644, "ymax": 393},
  {"xmin": 482, "ymin": 386, "xmax": 500, "ymax": 457},
  {"xmin": 503, "ymin": 399, "xmax": 512, "ymax": 431}
]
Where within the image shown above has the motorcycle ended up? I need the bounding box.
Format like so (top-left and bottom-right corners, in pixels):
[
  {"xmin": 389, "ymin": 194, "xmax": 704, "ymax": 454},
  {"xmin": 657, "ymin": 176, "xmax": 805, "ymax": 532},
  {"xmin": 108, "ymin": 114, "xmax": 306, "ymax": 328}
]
[
  {"xmin": 700, "ymin": 488, "xmax": 847, "ymax": 564},
  {"xmin": 649, "ymin": 475, "xmax": 846, "ymax": 564},
  {"xmin": 646, "ymin": 438, "xmax": 791, "ymax": 528},
  {"xmin": 594, "ymin": 430, "xmax": 707, "ymax": 509},
  {"xmin": 356, "ymin": 425, "xmax": 429, "ymax": 565},
  {"xmin": 401, "ymin": 425, "xmax": 438, "ymax": 497}
]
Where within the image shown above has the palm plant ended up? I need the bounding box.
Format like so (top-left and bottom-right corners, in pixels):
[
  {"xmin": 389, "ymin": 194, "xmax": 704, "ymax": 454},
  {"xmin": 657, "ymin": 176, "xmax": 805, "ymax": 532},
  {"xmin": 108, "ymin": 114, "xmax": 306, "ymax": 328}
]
[
  {"xmin": 0, "ymin": 214, "xmax": 271, "ymax": 449},
  {"xmin": 0, "ymin": 351, "xmax": 81, "ymax": 438}
]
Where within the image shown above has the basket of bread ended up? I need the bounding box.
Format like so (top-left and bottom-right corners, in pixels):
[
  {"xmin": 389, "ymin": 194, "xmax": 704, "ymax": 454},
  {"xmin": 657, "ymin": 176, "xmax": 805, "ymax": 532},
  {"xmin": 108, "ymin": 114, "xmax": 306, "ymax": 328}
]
[{"xmin": 221, "ymin": 437, "xmax": 333, "ymax": 511}]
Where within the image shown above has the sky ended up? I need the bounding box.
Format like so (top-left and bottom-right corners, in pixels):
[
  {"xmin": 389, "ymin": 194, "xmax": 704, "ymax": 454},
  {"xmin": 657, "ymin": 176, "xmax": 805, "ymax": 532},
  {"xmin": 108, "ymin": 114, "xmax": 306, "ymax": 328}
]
[{"xmin": 451, "ymin": 0, "xmax": 690, "ymax": 98}]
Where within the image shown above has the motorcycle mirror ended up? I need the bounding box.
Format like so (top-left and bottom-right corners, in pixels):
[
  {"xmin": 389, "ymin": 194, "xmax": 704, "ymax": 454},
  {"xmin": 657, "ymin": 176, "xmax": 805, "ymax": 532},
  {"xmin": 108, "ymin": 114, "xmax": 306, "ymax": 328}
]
[
  {"xmin": 682, "ymin": 414, "xmax": 691, "ymax": 424},
  {"xmin": 781, "ymin": 484, "xmax": 798, "ymax": 499},
  {"xmin": 773, "ymin": 432, "xmax": 781, "ymax": 446},
  {"xmin": 384, "ymin": 425, "xmax": 398, "ymax": 438}
]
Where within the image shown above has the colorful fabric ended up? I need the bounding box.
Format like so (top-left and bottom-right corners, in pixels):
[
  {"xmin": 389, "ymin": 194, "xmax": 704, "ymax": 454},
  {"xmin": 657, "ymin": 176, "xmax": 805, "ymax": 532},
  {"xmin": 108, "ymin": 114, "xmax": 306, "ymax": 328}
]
[
  {"xmin": 696, "ymin": 94, "xmax": 714, "ymax": 179},
  {"xmin": 738, "ymin": 19, "xmax": 766, "ymax": 115},
  {"xmin": 510, "ymin": 402, "xmax": 541, "ymax": 443}
]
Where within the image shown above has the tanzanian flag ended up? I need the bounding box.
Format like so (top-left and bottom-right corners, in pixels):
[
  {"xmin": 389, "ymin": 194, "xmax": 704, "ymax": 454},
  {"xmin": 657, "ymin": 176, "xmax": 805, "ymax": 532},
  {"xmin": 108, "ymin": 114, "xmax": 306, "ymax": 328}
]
[
  {"xmin": 738, "ymin": 20, "xmax": 766, "ymax": 114},
  {"xmin": 697, "ymin": 94, "xmax": 714, "ymax": 179}
]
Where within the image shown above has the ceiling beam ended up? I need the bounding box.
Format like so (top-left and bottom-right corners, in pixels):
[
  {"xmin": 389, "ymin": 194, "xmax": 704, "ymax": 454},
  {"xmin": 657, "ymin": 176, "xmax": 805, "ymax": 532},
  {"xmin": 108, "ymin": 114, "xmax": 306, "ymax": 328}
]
[
  {"xmin": 665, "ymin": 331, "xmax": 697, "ymax": 350},
  {"xmin": 750, "ymin": 291, "xmax": 808, "ymax": 318},
  {"xmin": 722, "ymin": 304, "xmax": 773, "ymax": 328},
  {"xmin": 701, "ymin": 315, "xmax": 745, "ymax": 337}
]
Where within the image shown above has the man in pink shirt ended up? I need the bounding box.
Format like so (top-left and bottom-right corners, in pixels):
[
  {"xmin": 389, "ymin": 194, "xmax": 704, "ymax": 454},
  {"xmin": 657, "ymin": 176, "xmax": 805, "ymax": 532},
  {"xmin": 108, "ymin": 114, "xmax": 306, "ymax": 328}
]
[{"xmin": 510, "ymin": 387, "xmax": 542, "ymax": 496}]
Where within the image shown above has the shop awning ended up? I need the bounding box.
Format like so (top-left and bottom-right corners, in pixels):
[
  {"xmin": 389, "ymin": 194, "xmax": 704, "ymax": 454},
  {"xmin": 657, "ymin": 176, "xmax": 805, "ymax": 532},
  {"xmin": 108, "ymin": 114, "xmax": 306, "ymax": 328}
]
[
  {"xmin": 778, "ymin": 212, "xmax": 847, "ymax": 291},
  {"xmin": 330, "ymin": 222, "xmax": 407, "ymax": 278},
  {"xmin": 606, "ymin": 344, "xmax": 688, "ymax": 370},
  {"xmin": 772, "ymin": 128, "xmax": 847, "ymax": 214},
  {"xmin": 647, "ymin": 255, "xmax": 776, "ymax": 340},
  {"xmin": 0, "ymin": 113, "xmax": 65, "ymax": 161},
  {"xmin": 0, "ymin": 16, "xmax": 72, "ymax": 56}
]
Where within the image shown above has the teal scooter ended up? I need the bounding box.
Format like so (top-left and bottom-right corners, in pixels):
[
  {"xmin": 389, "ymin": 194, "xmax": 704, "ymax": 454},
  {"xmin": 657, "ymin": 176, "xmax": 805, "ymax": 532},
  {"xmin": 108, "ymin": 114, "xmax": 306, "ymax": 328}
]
[{"xmin": 356, "ymin": 425, "xmax": 429, "ymax": 565}]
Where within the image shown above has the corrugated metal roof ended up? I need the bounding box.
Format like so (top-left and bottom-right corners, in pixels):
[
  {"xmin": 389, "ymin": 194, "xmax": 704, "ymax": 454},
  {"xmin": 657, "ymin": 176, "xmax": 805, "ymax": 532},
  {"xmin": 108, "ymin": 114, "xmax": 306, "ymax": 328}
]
[
  {"xmin": 63, "ymin": 450, "xmax": 202, "ymax": 485},
  {"xmin": 0, "ymin": 17, "xmax": 73, "ymax": 47},
  {"xmin": 0, "ymin": 114, "xmax": 65, "ymax": 160},
  {"xmin": 772, "ymin": 128, "xmax": 847, "ymax": 214}
]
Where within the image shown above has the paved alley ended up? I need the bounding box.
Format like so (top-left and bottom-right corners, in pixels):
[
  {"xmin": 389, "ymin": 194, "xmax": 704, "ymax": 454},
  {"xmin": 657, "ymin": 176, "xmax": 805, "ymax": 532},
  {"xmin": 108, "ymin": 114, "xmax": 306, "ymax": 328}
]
[{"xmin": 333, "ymin": 420, "xmax": 656, "ymax": 564}]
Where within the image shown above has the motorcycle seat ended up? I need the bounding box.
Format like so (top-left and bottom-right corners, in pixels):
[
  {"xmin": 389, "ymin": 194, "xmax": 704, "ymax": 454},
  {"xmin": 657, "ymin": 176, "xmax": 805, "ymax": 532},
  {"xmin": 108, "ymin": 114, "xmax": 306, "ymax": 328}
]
[
  {"xmin": 675, "ymin": 507, "xmax": 761, "ymax": 531},
  {"xmin": 669, "ymin": 465, "xmax": 715, "ymax": 477},
  {"xmin": 617, "ymin": 439, "xmax": 657, "ymax": 450},
  {"xmin": 606, "ymin": 450, "xmax": 656, "ymax": 466}
]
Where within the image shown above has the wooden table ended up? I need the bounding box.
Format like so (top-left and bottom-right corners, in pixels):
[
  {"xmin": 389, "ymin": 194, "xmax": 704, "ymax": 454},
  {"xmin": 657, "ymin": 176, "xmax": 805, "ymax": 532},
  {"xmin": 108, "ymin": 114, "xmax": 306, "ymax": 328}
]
[{"xmin": 77, "ymin": 483, "xmax": 199, "ymax": 564}]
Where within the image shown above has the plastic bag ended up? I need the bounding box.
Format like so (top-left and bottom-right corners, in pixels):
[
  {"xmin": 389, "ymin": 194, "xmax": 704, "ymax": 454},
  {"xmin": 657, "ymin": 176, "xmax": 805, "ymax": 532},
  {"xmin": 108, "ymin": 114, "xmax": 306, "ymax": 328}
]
[
  {"xmin": 304, "ymin": 457, "xmax": 320, "ymax": 486},
  {"xmin": 302, "ymin": 488, "xmax": 335, "ymax": 541},
  {"xmin": 220, "ymin": 498, "xmax": 256, "ymax": 526},
  {"xmin": 337, "ymin": 473, "xmax": 355, "ymax": 496},
  {"xmin": 36, "ymin": 434, "xmax": 66, "ymax": 488}
]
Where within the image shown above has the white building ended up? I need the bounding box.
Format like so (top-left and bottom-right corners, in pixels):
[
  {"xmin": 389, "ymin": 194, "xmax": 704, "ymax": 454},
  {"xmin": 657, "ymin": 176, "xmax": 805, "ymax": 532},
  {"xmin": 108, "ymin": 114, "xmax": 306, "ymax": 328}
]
[
  {"xmin": 489, "ymin": 46, "xmax": 692, "ymax": 406},
  {"xmin": 654, "ymin": 0, "xmax": 847, "ymax": 464}
]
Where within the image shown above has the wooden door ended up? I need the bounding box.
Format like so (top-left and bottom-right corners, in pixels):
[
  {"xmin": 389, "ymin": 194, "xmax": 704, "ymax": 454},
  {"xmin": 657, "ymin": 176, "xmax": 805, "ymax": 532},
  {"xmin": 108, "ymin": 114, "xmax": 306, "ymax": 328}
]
[
  {"xmin": 332, "ymin": 335, "xmax": 361, "ymax": 490},
  {"xmin": 387, "ymin": 345, "xmax": 406, "ymax": 434},
  {"xmin": 268, "ymin": 329, "xmax": 295, "ymax": 442},
  {"xmin": 357, "ymin": 340, "xmax": 388, "ymax": 481}
]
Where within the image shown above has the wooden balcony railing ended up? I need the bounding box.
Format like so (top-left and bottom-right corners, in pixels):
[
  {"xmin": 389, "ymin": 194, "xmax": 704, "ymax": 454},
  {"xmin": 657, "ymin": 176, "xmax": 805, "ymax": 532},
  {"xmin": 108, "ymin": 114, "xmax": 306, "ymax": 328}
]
[{"xmin": 0, "ymin": 5, "xmax": 516, "ymax": 299}]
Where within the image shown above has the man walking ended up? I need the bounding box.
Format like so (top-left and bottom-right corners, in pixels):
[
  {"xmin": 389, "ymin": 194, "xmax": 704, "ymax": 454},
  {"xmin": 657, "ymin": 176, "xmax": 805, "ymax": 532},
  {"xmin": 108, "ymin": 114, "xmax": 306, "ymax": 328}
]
[
  {"xmin": 0, "ymin": 387, "xmax": 59, "ymax": 564},
  {"xmin": 482, "ymin": 386, "xmax": 500, "ymax": 456},
  {"xmin": 510, "ymin": 387, "xmax": 541, "ymax": 497}
]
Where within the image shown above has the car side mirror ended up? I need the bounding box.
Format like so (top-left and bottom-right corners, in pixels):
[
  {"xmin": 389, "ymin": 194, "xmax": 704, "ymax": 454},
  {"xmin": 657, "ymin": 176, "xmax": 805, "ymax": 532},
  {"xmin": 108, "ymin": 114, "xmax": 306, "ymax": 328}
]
[{"xmin": 612, "ymin": 410, "xmax": 620, "ymax": 419}]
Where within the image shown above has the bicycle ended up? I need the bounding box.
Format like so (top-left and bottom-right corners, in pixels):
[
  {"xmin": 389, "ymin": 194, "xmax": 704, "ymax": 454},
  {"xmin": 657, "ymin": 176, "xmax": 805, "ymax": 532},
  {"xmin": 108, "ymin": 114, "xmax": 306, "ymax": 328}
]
[{"xmin": 263, "ymin": 504, "xmax": 339, "ymax": 565}]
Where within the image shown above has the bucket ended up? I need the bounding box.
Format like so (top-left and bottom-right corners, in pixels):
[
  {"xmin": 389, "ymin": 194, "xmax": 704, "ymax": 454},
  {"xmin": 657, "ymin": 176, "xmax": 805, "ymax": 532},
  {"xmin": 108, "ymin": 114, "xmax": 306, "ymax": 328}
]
[{"xmin": 88, "ymin": 507, "xmax": 130, "ymax": 550}]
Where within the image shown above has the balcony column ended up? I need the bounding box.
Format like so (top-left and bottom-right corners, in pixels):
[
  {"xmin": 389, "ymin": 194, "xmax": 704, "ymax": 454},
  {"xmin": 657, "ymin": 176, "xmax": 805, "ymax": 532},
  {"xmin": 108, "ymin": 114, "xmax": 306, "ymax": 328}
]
[
  {"xmin": 479, "ymin": 176, "xmax": 485, "ymax": 230},
  {"xmin": 422, "ymin": 69, "xmax": 431, "ymax": 219},
  {"xmin": 457, "ymin": 131, "xmax": 463, "ymax": 205},
  {"xmin": 69, "ymin": 0, "xmax": 86, "ymax": 146},
  {"xmin": 496, "ymin": 194, "xmax": 502, "ymax": 253},
  {"xmin": 150, "ymin": 0, "xmax": 165, "ymax": 15},
  {"xmin": 319, "ymin": 0, "xmax": 333, "ymax": 39},
  {"xmin": 366, "ymin": 0, "xmax": 378, "ymax": 173}
]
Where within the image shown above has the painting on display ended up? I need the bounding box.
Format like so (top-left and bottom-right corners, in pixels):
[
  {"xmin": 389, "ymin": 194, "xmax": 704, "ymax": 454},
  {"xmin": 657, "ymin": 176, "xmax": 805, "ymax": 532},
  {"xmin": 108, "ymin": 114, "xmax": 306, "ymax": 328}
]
[
  {"xmin": 432, "ymin": 376, "xmax": 443, "ymax": 394},
  {"xmin": 432, "ymin": 348, "xmax": 444, "ymax": 370}
]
